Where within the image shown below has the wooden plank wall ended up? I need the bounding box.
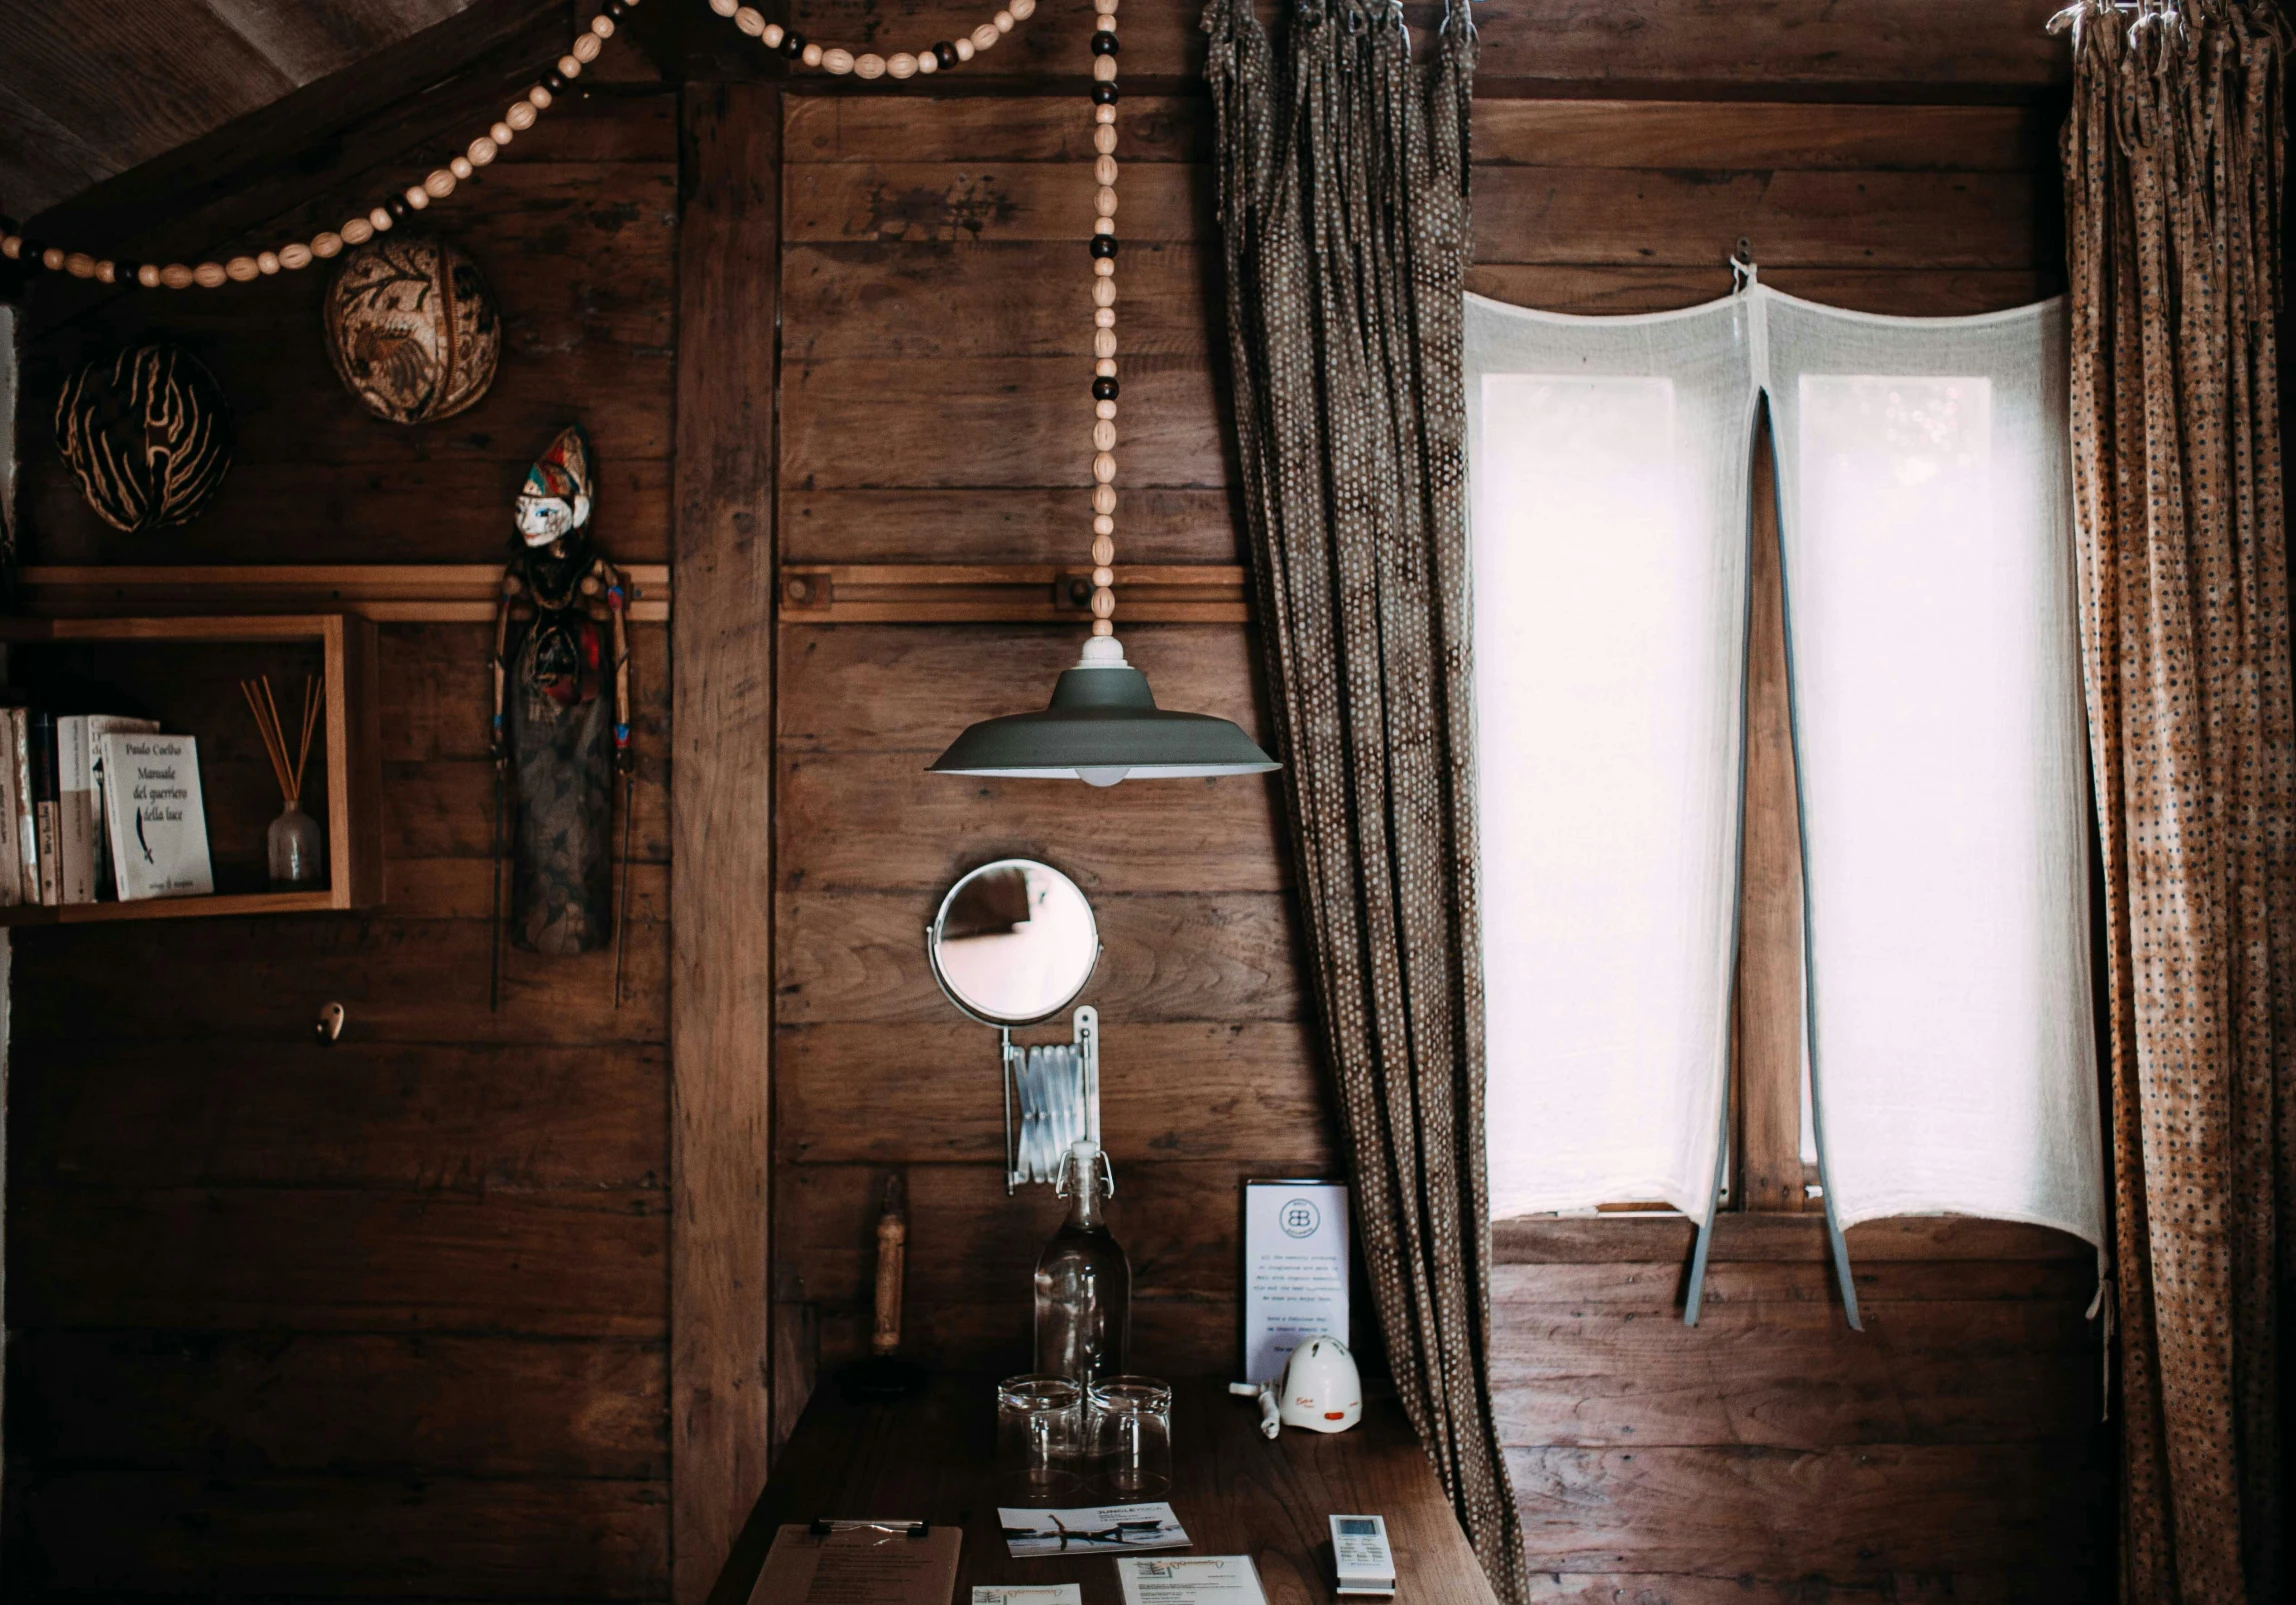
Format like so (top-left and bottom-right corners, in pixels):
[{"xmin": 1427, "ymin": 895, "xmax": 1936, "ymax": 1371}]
[
  {"xmin": 769, "ymin": 2, "xmax": 2107, "ymax": 1601},
  {"xmin": 2, "ymin": 87, "xmax": 680, "ymax": 1602}
]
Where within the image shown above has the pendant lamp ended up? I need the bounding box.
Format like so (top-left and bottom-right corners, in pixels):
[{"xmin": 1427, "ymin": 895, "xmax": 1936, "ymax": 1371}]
[{"xmin": 929, "ymin": 0, "xmax": 1277, "ymax": 789}]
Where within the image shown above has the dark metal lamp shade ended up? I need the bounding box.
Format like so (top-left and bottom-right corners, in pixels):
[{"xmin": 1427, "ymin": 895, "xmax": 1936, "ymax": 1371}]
[{"xmin": 929, "ymin": 637, "xmax": 1278, "ymax": 787}]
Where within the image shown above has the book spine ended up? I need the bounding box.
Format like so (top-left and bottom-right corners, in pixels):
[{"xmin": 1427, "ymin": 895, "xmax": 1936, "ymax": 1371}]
[
  {"xmin": 0, "ymin": 711, "xmax": 19, "ymax": 907},
  {"xmin": 8, "ymin": 710, "xmax": 35, "ymax": 904},
  {"xmin": 30, "ymin": 710, "xmax": 60, "ymax": 907},
  {"xmin": 58, "ymin": 716, "xmax": 96, "ymax": 904}
]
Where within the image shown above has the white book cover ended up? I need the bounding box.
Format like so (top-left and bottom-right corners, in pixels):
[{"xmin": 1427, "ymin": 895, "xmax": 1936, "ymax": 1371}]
[
  {"xmin": 0, "ymin": 712, "xmax": 20, "ymax": 907},
  {"xmin": 56, "ymin": 716, "xmax": 97, "ymax": 903},
  {"xmin": 84, "ymin": 715, "xmax": 160, "ymax": 900},
  {"xmin": 100, "ymin": 733, "xmax": 214, "ymax": 900},
  {"xmin": 6, "ymin": 710, "xmax": 34, "ymax": 904}
]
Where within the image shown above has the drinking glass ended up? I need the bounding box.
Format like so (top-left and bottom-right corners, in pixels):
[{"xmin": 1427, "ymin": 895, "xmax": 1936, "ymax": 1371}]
[
  {"xmin": 1088, "ymin": 1375, "xmax": 1172, "ymax": 1499},
  {"xmin": 997, "ymin": 1373, "xmax": 1083, "ymax": 1501}
]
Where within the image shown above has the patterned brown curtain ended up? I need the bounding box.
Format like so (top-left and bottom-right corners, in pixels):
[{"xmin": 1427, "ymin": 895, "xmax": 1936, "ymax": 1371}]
[
  {"xmin": 1201, "ymin": 4, "xmax": 1524, "ymax": 1601},
  {"xmin": 2060, "ymin": 2, "xmax": 2295, "ymax": 1600}
]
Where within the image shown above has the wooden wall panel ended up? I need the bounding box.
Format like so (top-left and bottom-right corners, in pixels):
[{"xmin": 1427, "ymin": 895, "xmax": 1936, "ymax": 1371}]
[
  {"xmin": 3, "ymin": 92, "xmax": 677, "ymax": 1603},
  {"xmin": 768, "ymin": 66, "xmax": 2099, "ymax": 1605}
]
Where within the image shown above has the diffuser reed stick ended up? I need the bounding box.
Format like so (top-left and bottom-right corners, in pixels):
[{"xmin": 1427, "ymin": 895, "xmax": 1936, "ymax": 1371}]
[{"xmin": 241, "ymin": 674, "xmax": 321, "ymax": 807}]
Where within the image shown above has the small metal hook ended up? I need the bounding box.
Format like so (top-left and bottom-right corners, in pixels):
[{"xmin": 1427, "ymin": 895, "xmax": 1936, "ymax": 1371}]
[
  {"xmin": 314, "ymin": 1001, "xmax": 347, "ymax": 1044},
  {"xmin": 1730, "ymin": 238, "xmax": 1759, "ymax": 294}
]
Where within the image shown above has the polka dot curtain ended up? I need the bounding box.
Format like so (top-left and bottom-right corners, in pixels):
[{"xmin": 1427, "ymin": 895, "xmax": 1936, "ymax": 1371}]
[
  {"xmin": 1202, "ymin": 5, "xmax": 1527, "ymax": 1604},
  {"xmin": 2060, "ymin": 2, "xmax": 2294, "ymax": 1599}
]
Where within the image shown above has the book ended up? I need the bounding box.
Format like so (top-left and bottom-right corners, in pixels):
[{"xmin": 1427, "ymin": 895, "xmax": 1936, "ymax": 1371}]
[
  {"xmin": 99, "ymin": 733, "xmax": 214, "ymax": 901},
  {"xmin": 80, "ymin": 715, "xmax": 160, "ymax": 901},
  {"xmin": 0, "ymin": 710, "xmax": 20, "ymax": 907},
  {"xmin": 998, "ymin": 1504, "xmax": 1191, "ymax": 1559},
  {"xmin": 29, "ymin": 710, "xmax": 61, "ymax": 906},
  {"xmin": 56, "ymin": 717, "xmax": 95, "ymax": 903},
  {"xmin": 5, "ymin": 709, "xmax": 34, "ymax": 906}
]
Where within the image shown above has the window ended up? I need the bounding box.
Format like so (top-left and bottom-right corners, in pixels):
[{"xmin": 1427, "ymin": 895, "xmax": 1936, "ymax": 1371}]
[{"xmin": 1466, "ymin": 286, "xmax": 2103, "ymax": 1268}]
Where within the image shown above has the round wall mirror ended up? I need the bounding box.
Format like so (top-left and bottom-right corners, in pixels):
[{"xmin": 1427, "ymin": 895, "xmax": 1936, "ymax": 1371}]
[{"xmin": 927, "ymin": 858, "xmax": 1100, "ymax": 1027}]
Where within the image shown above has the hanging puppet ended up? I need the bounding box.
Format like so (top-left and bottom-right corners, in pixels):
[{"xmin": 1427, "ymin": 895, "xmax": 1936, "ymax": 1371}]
[{"xmin": 491, "ymin": 423, "xmax": 634, "ymax": 998}]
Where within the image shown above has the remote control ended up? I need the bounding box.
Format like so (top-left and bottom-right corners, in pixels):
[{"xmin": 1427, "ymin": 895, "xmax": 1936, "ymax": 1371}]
[{"xmin": 1329, "ymin": 1514, "xmax": 1395, "ymax": 1598}]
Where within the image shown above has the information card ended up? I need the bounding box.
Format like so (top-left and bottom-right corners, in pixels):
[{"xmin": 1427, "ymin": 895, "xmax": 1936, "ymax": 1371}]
[
  {"xmin": 1115, "ymin": 1556, "xmax": 1268, "ymax": 1605},
  {"xmin": 1242, "ymin": 1178, "xmax": 1349, "ymax": 1383}
]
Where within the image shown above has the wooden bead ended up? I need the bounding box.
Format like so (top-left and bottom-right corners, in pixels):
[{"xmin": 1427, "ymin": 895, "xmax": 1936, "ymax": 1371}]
[
  {"xmin": 855, "ymin": 52, "xmax": 886, "ymax": 77},
  {"xmin": 137, "ymin": 264, "xmax": 162, "ymax": 287},
  {"xmin": 1013, "ymin": 0, "xmax": 1036, "ymax": 17},
  {"xmin": 1092, "ymin": 618, "xmax": 1115, "ymax": 637},
  {"xmin": 802, "ymin": 42, "xmax": 823, "ymax": 64},
  {"xmin": 916, "ymin": 50, "xmax": 937, "ymax": 71},
  {"xmin": 41, "ymin": 247, "xmax": 63, "ymax": 271},
  {"xmin": 256, "ymin": 250, "xmax": 281, "ymax": 274},
  {"xmin": 1094, "ymin": 0, "xmax": 1118, "ymax": 13},
  {"xmin": 994, "ymin": 9, "xmax": 1015, "ymax": 32},
  {"xmin": 823, "ymin": 47, "xmax": 854, "ymax": 72},
  {"xmin": 224, "ymin": 255, "xmax": 258, "ymax": 281},
  {"xmin": 346, "ymin": 215, "xmax": 378, "ymax": 242},
  {"xmin": 1094, "ymin": 313, "xmax": 1116, "ymax": 336},
  {"xmin": 1096, "ymin": 104, "xmax": 1116, "ymax": 125},
  {"xmin": 765, "ymin": 24, "xmax": 785, "ymax": 46},
  {"xmin": 1093, "ymin": 484, "xmax": 1117, "ymax": 514},
  {"xmin": 1093, "ymin": 419, "xmax": 1117, "ymax": 451},
  {"xmin": 1095, "ymin": 154, "xmax": 1117, "ymax": 185},
  {"xmin": 1094, "ymin": 125, "xmax": 1118, "ymax": 154},
  {"xmin": 1090, "ymin": 587, "xmax": 1116, "ymax": 619},
  {"xmin": 64, "ymin": 251, "xmax": 96, "ymax": 278},
  {"xmin": 491, "ymin": 121, "xmax": 516, "ymax": 144},
  {"xmin": 1092, "ymin": 532, "xmax": 1115, "ymax": 560},
  {"xmin": 280, "ymin": 243, "xmax": 313, "ymax": 270},
  {"xmin": 1096, "ymin": 399, "xmax": 1117, "ymax": 420},
  {"xmin": 1095, "ymin": 216, "xmax": 1115, "ymax": 234},
  {"xmin": 195, "ymin": 261, "xmax": 228, "ymax": 287},
  {"xmin": 953, "ymin": 36, "xmax": 974, "ymax": 60},
  {"xmin": 590, "ymin": 10, "xmax": 616, "ymax": 34},
  {"xmin": 1093, "ymin": 55, "xmax": 1117, "ymax": 81},
  {"xmin": 559, "ymin": 54, "xmax": 583, "ymax": 77},
  {"xmin": 1092, "ymin": 452, "xmax": 1117, "ymax": 483},
  {"xmin": 528, "ymin": 84, "xmax": 554, "ymax": 109},
  {"xmin": 1095, "ymin": 186, "xmax": 1118, "ymax": 217},
  {"xmin": 314, "ymin": 231, "xmax": 345, "ymax": 257},
  {"xmin": 0, "ymin": 236, "xmax": 17, "ymax": 259},
  {"xmin": 1092, "ymin": 277, "xmax": 1116, "ymax": 307},
  {"xmin": 370, "ymin": 206, "xmax": 394, "ymax": 230},
  {"xmin": 1095, "ymin": 258, "xmax": 1115, "ymax": 277},
  {"xmin": 507, "ymin": 102, "xmax": 538, "ymax": 130},
  {"xmin": 888, "ymin": 51, "xmax": 918, "ymax": 77},
  {"xmin": 161, "ymin": 263, "xmax": 194, "ymax": 288},
  {"xmin": 405, "ymin": 185, "xmax": 432, "ymax": 209},
  {"xmin": 1095, "ymin": 357, "xmax": 1117, "ymax": 376},
  {"xmin": 710, "ymin": 0, "xmax": 737, "ymax": 13},
  {"xmin": 971, "ymin": 23, "xmax": 1000, "ymax": 49},
  {"xmin": 96, "ymin": 259, "xmax": 118, "ymax": 282},
  {"xmin": 1091, "ymin": 565, "xmax": 1115, "ymax": 587},
  {"xmin": 451, "ymin": 155, "xmax": 474, "ymax": 180},
  {"xmin": 424, "ymin": 169, "xmax": 456, "ymax": 197},
  {"xmin": 573, "ymin": 31, "xmax": 602, "ymax": 61},
  {"xmin": 734, "ymin": 6, "xmax": 766, "ymax": 35}
]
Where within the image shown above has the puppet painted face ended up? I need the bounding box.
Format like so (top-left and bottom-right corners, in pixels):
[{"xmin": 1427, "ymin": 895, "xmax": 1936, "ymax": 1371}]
[{"xmin": 516, "ymin": 424, "xmax": 594, "ymax": 546}]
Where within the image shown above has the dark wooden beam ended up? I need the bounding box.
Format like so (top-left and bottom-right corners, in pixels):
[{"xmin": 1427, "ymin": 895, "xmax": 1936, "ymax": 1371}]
[{"xmin": 671, "ymin": 74, "xmax": 781, "ymax": 1605}]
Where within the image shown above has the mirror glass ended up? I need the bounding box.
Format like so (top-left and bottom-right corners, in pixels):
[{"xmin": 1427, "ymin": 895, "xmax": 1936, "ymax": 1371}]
[{"xmin": 928, "ymin": 858, "xmax": 1099, "ymax": 1026}]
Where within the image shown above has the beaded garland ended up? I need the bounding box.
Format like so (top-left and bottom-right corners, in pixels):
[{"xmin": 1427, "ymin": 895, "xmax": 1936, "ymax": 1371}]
[
  {"xmin": 0, "ymin": 0, "xmax": 1045, "ymax": 290},
  {"xmin": 1082, "ymin": 0, "xmax": 1121, "ymax": 635}
]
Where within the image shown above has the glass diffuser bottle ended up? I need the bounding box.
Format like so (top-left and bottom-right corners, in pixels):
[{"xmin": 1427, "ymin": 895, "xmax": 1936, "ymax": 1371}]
[{"xmin": 1035, "ymin": 1137, "xmax": 1130, "ymax": 1387}]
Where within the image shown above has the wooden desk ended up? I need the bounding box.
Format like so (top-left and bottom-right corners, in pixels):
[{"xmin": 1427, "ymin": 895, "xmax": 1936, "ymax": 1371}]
[{"xmin": 707, "ymin": 1376, "xmax": 1502, "ymax": 1605}]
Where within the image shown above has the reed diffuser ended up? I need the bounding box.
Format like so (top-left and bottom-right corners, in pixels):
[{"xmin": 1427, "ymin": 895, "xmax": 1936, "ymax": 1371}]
[{"xmin": 242, "ymin": 674, "xmax": 324, "ymax": 888}]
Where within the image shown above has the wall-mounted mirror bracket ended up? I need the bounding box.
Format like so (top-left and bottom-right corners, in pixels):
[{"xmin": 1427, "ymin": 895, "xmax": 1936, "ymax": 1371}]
[{"xmin": 924, "ymin": 858, "xmax": 1105, "ymax": 1197}]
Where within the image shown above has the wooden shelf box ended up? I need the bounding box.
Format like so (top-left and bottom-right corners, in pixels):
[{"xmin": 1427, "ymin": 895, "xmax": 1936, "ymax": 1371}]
[{"xmin": 0, "ymin": 613, "xmax": 383, "ymax": 924}]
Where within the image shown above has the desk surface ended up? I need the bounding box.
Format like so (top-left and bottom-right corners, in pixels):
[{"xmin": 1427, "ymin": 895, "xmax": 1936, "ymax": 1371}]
[{"xmin": 708, "ymin": 1375, "xmax": 1502, "ymax": 1605}]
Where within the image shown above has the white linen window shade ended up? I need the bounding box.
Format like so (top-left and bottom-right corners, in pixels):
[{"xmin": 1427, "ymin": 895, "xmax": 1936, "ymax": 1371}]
[
  {"xmin": 1467, "ymin": 284, "xmax": 2103, "ymax": 1286},
  {"xmin": 1465, "ymin": 295, "xmax": 1755, "ymax": 1228}
]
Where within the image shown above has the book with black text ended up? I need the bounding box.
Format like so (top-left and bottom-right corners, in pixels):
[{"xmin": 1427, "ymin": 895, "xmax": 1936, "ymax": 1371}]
[
  {"xmin": 29, "ymin": 711, "xmax": 61, "ymax": 906},
  {"xmin": 99, "ymin": 732, "xmax": 214, "ymax": 901}
]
